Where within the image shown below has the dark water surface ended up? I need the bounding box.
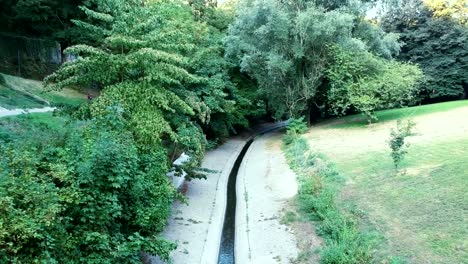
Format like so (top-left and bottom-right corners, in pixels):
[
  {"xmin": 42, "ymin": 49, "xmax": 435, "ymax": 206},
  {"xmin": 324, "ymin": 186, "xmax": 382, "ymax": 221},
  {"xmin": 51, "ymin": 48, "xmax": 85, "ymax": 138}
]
[{"xmin": 217, "ymin": 138, "xmax": 254, "ymax": 264}]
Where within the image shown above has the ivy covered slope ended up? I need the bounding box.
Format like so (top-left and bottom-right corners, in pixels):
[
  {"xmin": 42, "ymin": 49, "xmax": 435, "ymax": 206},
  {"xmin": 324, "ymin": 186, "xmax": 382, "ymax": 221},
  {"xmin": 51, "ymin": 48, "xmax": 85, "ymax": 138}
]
[{"xmin": 0, "ymin": 0, "xmax": 259, "ymax": 262}]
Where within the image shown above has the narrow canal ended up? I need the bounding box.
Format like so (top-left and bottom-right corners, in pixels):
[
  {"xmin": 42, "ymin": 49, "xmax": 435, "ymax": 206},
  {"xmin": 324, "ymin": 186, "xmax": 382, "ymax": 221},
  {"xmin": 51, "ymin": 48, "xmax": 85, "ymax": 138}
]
[{"xmin": 217, "ymin": 138, "xmax": 254, "ymax": 264}]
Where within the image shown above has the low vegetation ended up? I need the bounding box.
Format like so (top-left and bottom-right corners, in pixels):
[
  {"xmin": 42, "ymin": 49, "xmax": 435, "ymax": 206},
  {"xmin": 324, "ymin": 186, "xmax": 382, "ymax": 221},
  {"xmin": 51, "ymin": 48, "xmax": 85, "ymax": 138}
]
[
  {"xmin": 0, "ymin": 73, "xmax": 86, "ymax": 109},
  {"xmin": 0, "ymin": 110, "xmax": 179, "ymax": 262},
  {"xmin": 300, "ymin": 103, "xmax": 468, "ymax": 263},
  {"xmin": 283, "ymin": 119, "xmax": 403, "ymax": 263},
  {"xmin": 388, "ymin": 120, "xmax": 416, "ymax": 168},
  {"xmin": 1, "ymin": 0, "xmax": 466, "ymax": 262}
]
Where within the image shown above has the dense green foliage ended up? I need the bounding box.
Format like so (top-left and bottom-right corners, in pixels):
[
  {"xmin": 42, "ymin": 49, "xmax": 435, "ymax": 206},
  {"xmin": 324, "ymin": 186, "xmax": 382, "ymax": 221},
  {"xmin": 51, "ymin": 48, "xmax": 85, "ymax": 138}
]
[
  {"xmin": 326, "ymin": 46, "xmax": 422, "ymax": 122},
  {"xmin": 381, "ymin": 0, "xmax": 468, "ymax": 101},
  {"xmin": 225, "ymin": 0, "xmax": 422, "ymax": 121},
  {"xmin": 0, "ymin": 112, "xmax": 178, "ymax": 262},
  {"xmin": 1, "ymin": 0, "xmax": 263, "ymax": 262},
  {"xmin": 0, "ymin": 0, "xmax": 86, "ymax": 45},
  {"xmin": 283, "ymin": 117, "xmax": 308, "ymax": 145},
  {"xmin": 2, "ymin": 0, "xmax": 465, "ymax": 262},
  {"xmin": 45, "ymin": 0, "xmax": 252, "ymax": 173}
]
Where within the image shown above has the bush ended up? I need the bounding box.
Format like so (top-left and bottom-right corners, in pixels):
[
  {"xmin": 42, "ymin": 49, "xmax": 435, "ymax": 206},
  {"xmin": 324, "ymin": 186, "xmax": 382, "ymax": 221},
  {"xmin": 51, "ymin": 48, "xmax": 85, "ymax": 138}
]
[
  {"xmin": 284, "ymin": 117, "xmax": 308, "ymax": 145},
  {"xmin": 388, "ymin": 119, "xmax": 416, "ymax": 168},
  {"xmin": 0, "ymin": 110, "xmax": 178, "ymax": 262}
]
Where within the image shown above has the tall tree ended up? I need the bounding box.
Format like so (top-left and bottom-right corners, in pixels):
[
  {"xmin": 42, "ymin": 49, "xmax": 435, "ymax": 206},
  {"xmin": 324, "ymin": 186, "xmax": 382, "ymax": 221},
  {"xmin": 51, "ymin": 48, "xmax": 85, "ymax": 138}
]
[
  {"xmin": 225, "ymin": 0, "xmax": 417, "ymax": 121},
  {"xmin": 0, "ymin": 0, "xmax": 86, "ymax": 47},
  {"xmin": 381, "ymin": 0, "xmax": 468, "ymax": 100},
  {"xmin": 425, "ymin": 0, "xmax": 468, "ymax": 25}
]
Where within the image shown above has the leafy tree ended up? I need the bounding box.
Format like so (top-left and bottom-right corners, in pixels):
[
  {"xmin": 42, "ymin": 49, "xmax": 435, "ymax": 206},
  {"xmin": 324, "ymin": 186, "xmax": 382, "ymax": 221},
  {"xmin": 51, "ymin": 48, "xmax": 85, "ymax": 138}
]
[
  {"xmin": 225, "ymin": 0, "xmax": 406, "ymax": 121},
  {"xmin": 187, "ymin": 0, "xmax": 258, "ymax": 142},
  {"xmin": 326, "ymin": 46, "xmax": 423, "ymax": 122},
  {"xmin": 45, "ymin": 0, "xmax": 210, "ymax": 171},
  {"xmin": 424, "ymin": 0, "xmax": 468, "ymax": 25},
  {"xmin": 381, "ymin": 0, "xmax": 468, "ymax": 100}
]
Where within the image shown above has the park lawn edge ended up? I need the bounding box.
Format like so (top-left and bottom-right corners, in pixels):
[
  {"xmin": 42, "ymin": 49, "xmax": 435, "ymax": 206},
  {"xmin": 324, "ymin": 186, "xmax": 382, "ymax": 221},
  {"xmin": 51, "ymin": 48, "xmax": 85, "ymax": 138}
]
[{"xmin": 282, "ymin": 135, "xmax": 407, "ymax": 264}]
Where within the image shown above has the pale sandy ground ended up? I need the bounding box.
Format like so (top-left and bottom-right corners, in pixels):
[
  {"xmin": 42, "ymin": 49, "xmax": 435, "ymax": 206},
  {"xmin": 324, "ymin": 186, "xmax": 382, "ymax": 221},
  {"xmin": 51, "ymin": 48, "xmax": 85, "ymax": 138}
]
[
  {"xmin": 235, "ymin": 132, "xmax": 299, "ymax": 264},
  {"xmin": 305, "ymin": 106, "xmax": 468, "ymax": 158},
  {"xmin": 0, "ymin": 107, "xmax": 55, "ymax": 118},
  {"xmin": 149, "ymin": 138, "xmax": 247, "ymax": 264}
]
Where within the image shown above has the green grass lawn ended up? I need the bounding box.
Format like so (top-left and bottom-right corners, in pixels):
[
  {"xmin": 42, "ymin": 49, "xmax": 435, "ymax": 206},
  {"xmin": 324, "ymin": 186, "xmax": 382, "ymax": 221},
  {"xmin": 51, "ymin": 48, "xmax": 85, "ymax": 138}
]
[
  {"xmin": 336, "ymin": 138, "xmax": 468, "ymax": 263},
  {"xmin": 0, "ymin": 83, "xmax": 46, "ymax": 109},
  {"xmin": 326, "ymin": 100, "xmax": 468, "ymax": 129},
  {"xmin": 303, "ymin": 102, "xmax": 468, "ymax": 263},
  {"xmin": 0, "ymin": 73, "xmax": 87, "ymax": 109}
]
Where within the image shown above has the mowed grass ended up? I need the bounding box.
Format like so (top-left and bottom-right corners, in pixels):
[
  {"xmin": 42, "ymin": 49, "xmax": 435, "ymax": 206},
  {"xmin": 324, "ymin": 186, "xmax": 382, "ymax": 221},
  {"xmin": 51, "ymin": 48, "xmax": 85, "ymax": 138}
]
[
  {"xmin": 305, "ymin": 102, "xmax": 468, "ymax": 263},
  {"xmin": 337, "ymin": 138, "xmax": 467, "ymax": 263},
  {"xmin": 0, "ymin": 73, "xmax": 87, "ymax": 109},
  {"xmin": 326, "ymin": 100, "xmax": 468, "ymax": 129},
  {"xmin": 0, "ymin": 83, "xmax": 45, "ymax": 109}
]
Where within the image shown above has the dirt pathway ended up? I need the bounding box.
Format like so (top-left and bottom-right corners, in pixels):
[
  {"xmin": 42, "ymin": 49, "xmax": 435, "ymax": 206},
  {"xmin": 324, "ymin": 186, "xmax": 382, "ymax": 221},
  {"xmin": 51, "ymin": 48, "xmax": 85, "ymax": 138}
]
[
  {"xmin": 235, "ymin": 132, "xmax": 299, "ymax": 264},
  {"xmin": 0, "ymin": 107, "xmax": 56, "ymax": 118}
]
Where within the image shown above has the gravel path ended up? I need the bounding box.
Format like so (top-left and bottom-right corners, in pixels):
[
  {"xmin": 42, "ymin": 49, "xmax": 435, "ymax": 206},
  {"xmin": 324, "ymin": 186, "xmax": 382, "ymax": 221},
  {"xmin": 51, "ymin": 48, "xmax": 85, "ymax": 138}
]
[
  {"xmin": 235, "ymin": 132, "xmax": 299, "ymax": 264},
  {"xmin": 0, "ymin": 107, "xmax": 55, "ymax": 118}
]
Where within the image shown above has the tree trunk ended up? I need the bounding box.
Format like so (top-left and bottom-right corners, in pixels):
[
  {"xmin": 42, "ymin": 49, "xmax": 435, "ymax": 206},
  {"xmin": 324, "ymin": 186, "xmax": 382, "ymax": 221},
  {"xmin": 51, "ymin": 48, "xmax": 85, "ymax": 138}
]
[
  {"xmin": 306, "ymin": 102, "xmax": 312, "ymax": 126},
  {"xmin": 461, "ymin": 81, "xmax": 467, "ymax": 100}
]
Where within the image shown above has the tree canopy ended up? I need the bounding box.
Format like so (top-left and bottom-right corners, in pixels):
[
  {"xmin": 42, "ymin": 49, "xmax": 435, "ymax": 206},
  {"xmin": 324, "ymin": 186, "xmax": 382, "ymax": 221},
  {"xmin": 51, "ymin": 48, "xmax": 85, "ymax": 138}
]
[
  {"xmin": 381, "ymin": 0, "xmax": 468, "ymax": 101},
  {"xmin": 225, "ymin": 0, "xmax": 422, "ymax": 121}
]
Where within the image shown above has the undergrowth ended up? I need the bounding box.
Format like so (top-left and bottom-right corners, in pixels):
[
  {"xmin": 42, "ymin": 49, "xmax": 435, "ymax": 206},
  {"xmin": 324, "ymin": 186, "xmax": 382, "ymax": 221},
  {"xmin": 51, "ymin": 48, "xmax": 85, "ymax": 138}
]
[{"xmin": 283, "ymin": 134, "xmax": 407, "ymax": 264}]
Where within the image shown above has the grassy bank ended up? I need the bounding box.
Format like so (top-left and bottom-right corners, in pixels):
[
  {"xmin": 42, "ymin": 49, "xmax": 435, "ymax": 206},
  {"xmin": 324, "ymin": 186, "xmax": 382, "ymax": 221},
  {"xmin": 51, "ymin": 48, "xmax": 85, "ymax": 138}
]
[
  {"xmin": 0, "ymin": 112, "xmax": 69, "ymax": 141},
  {"xmin": 283, "ymin": 136, "xmax": 405, "ymax": 264},
  {"xmin": 325, "ymin": 100, "xmax": 468, "ymax": 129},
  {"xmin": 0, "ymin": 73, "xmax": 86, "ymax": 109},
  {"xmin": 332, "ymin": 136, "xmax": 467, "ymax": 263},
  {"xmin": 299, "ymin": 102, "xmax": 468, "ymax": 263}
]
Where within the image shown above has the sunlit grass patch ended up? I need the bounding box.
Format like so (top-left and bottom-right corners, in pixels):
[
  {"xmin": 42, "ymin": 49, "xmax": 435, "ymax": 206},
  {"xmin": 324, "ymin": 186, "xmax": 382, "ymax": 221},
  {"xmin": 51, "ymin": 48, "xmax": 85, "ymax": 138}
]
[
  {"xmin": 304, "ymin": 102, "xmax": 468, "ymax": 263},
  {"xmin": 0, "ymin": 73, "xmax": 87, "ymax": 108},
  {"xmin": 325, "ymin": 100, "xmax": 468, "ymax": 129},
  {"xmin": 334, "ymin": 137, "xmax": 468, "ymax": 263}
]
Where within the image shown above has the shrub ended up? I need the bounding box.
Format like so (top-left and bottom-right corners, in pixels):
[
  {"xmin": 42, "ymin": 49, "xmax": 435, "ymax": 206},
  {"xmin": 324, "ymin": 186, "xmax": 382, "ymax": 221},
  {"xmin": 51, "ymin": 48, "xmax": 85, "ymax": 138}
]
[
  {"xmin": 0, "ymin": 110, "xmax": 178, "ymax": 262},
  {"xmin": 388, "ymin": 120, "xmax": 416, "ymax": 168},
  {"xmin": 284, "ymin": 117, "xmax": 308, "ymax": 145}
]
